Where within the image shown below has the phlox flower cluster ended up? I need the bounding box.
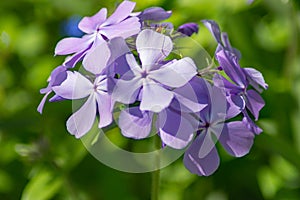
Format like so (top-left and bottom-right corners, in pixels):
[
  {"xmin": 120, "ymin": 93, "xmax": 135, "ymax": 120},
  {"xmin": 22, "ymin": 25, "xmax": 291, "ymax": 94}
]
[{"xmin": 38, "ymin": 1, "xmax": 267, "ymax": 176}]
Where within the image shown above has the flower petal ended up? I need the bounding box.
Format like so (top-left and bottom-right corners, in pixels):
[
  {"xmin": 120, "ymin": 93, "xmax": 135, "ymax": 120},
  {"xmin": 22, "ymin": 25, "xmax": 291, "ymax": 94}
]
[
  {"xmin": 216, "ymin": 49, "xmax": 247, "ymax": 87},
  {"xmin": 140, "ymin": 81, "xmax": 174, "ymax": 112},
  {"xmin": 102, "ymin": 1, "xmax": 136, "ymax": 26},
  {"xmin": 174, "ymin": 92, "xmax": 207, "ymax": 113},
  {"xmin": 96, "ymin": 92, "xmax": 113, "ymax": 128},
  {"xmin": 158, "ymin": 103, "xmax": 195, "ymax": 149},
  {"xmin": 136, "ymin": 29, "xmax": 173, "ymax": 69},
  {"xmin": 149, "ymin": 57, "xmax": 197, "ymax": 88},
  {"xmin": 246, "ymin": 89, "xmax": 265, "ymax": 120},
  {"xmin": 202, "ymin": 20, "xmax": 222, "ymax": 45},
  {"xmin": 173, "ymin": 77, "xmax": 208, "ymax": 112},
  {"xmin": 226, "ymin": 95, "xmax": 244, "ymax": 119},
  {"xmin": 82, "ymin": 41, "xmax": 110, "ymax": 74},
  {"xmin": 119, "ymin": 107, "xmax": 153, "ymax": 139},
  {"xmin": 37, "ymin": 91, "xmax": 51, "ymax": 114},
  {"xmin": 244, "ymin": 67, "xmax": 268, "ymax": 91},
  {"xmin": 66, "ymin": 94, "xmax": 96, "ymax": 138},
  {"xmin": 184, "ymin": 133, "xmax": 220, "ymax": 176},
  {"xmin": 242, "ymin": 111, "xmax": 263, "ymax": 134},
  {"xmin": 220, "ymin": 33, "xmax": 241, "ymax": 59},
  {"xmin": 78, "ymin": 8, "xmax": 107, "ymax": 33},
  {"xmin": 52, "ymin": 71, "xmax": 93, "ymax": 99},
  {"xmin": 55, "ymin": 36, "xmax": 92, "ymax": 55},
  {"xmin": 125, "ymin": 54, "xmax": 142, "ymax": 75},
  {"xmin": 107, "ymin": 37, "xmax": 132, "ymax": 76},
  {"xmin": 138, "ymin": 7, "xmax": 172, "ymax": 21},
  {"xmin": 112, "ymin": 77, "xmax": 142, "ymax": 104},
  {"xmin": 209, "ymin": 86, "xmax": 228, "ymax": 123},
  {"xmin": 100, "ymin": 17, "xmax": 141, "ymax": 39},
  {"xmin": 219, "ymin": 121, "xmax": 254, "ymax": 157}
]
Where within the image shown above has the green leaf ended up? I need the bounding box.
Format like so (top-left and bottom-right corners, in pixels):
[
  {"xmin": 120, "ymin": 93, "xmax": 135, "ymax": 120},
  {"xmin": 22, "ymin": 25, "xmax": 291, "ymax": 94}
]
[{"xmin": 21, "ymin": 168, "xmax": 63, "ymax": 200}]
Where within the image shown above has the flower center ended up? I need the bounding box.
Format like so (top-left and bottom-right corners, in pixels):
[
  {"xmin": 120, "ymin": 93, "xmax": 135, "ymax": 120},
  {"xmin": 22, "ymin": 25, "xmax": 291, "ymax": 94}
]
[{"xmin": 140, "ymin": 70, "xmax": 148, "ymax": 79}]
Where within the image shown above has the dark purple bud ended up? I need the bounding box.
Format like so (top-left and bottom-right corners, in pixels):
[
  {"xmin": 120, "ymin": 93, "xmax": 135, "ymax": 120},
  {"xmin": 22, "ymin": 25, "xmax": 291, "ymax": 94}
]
[
  {"xmin": 138, "ymin": 7, "xmax": 172, "ymax": 21},
  {"xmin": 177, "ymin": 22, "xmax": 199, "ymax": 36}
]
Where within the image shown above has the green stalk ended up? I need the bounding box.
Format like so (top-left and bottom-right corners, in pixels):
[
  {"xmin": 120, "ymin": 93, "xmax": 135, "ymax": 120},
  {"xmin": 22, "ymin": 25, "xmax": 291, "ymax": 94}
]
[{"xmin": 151, "ymin": 135, "xmax": 161, "ymax": 200}]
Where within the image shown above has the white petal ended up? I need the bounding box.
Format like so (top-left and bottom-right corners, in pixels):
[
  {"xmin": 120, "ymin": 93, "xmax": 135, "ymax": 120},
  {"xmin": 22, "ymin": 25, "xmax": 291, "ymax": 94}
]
[
  {"xmin": 136, "ymin": 29, "xmax": 173, "ymax": 70},
  {"xmin": 66, "ymin": 95, "xmax": 96, "ymax": 138},
  {"xmin": 140, "ymin": 81, "xmax": 173, "ymax": 112},
  {"xmin": 82, "ymin": 41, "xmax": 111, "ymax": 74},
  {"xmin": 148, "ymin": 57, "xmax": 197, "ymax": 88},
  {"xmin": 96, "ymin": 93, "xmax": 113, "ymax": 128},
  {"xmin": 112, "ymin": 77, "xmax": 142, "ymax": 104},
  {"xmin": 52, "ymin": 71, "xmax": 93, "ymax": 99}
]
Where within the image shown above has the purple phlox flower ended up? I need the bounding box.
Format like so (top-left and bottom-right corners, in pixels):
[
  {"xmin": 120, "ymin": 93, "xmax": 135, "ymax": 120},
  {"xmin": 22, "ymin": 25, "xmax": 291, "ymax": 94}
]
[
  {"xmin": 112, "ymin": 29, "xmax": 198, "ymax": 113},
  {"xmin": 55, "ymin": 0, "xmax": 141, "ymax": 68},
  {"xmin": 52, "ymin": 71, "xmax": 113, "ymax": 138},
  {"xmin": 202, "ymin": 20, "xmax": 267, "ymax": 123},
  {"xmin": 51, "ymin": 46, "xmax": 115, "ymax": 137},
  {"xmin": 37, "ymin": 65, "xmax": 68, "ymax": 114},
  {"xmin": 214, "ymin": 49, "xmax": 266, "ymax": 122},
  {"xmin": 177, "ymin": 22, "xmax": 199, "ymax": 37},
  {"xmin": 135, "ymin": 7, "xmax": 172, "ymax": 22},
  {"xmin": 184, "ymin": 82, "xmax": 255, "ymax": 176}
]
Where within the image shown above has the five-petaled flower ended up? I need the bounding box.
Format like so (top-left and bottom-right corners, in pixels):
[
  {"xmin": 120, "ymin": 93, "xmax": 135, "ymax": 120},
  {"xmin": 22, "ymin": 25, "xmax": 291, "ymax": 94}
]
[
  {"xmin": 112, "ymin": 29, "xmax": 198, "ymax": 113},
  {"xmin": 55, "ymin": 0, "xmax": 140, "ymax": 68}
]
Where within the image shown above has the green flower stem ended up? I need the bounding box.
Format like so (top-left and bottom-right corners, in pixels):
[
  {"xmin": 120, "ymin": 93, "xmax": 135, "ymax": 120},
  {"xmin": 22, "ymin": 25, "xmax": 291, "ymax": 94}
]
[{"xmin": 151, "ymin": 135, "xmax": 161, "ymax": 200}]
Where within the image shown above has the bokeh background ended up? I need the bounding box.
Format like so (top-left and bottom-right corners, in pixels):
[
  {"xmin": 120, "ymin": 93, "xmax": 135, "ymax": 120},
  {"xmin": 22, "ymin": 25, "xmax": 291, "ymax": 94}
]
[{"xmin": 0, "ymin": 0, "xmax": 300, "ymax": 199}]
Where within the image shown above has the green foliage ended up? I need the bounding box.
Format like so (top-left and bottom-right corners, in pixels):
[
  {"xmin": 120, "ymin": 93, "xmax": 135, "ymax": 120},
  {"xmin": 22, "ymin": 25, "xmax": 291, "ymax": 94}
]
[{"xmin": 0, "ymin": 0, "xmax": 300, "ymax": 199}]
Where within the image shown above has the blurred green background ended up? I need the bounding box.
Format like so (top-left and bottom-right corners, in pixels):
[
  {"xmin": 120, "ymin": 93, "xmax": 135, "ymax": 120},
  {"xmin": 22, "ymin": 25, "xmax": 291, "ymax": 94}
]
[{"xmin": 0, "ymin": 0, "xmax": 300, "ymax": 199}]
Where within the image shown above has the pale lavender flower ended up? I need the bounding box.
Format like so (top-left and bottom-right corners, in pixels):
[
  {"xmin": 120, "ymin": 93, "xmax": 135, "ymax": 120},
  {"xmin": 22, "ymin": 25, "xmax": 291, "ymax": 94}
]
[
  {"xmin": 177, "ymin": 23, "xmax": 199, "ymax": 36},
  {"xmin": 214, "ymin": 49, "xmax": 266, "ymax": 122},
  {"xmin": 52, "ymin": 71, "xmax": 112, "ymax": 138},
  {"xmin": 184, "ymin": 82, "xmax": 255, "ymax": 176},
  {"xmin": 55, "ymin": 1, "xmax": 141, "ymax": 68},
  {"xmin": 52, "ymin": 40, "xmax": 114, "ymax": 137},
  {"xmin": 112, "ymin": 29, "xmax": 198, "ymax": 113}
]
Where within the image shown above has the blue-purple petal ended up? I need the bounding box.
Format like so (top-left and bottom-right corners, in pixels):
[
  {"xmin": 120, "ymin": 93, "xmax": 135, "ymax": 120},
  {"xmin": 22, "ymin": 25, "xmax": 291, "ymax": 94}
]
[
  {"xmin": 246, "ymin": 89, "xmax": 265, "ymax": 120},
  {"xmin": 158, "ymin": 101, "xmax": 196, "ymax": 149},
  {"xmin": 118, "ymin": 107, "xmax": 153, "ymax": 139},
  {"xmin": 219, "ymin": 121, "xmax": 254, "ymax": 157},
  {"xmin": 184, "ymin": 133, "xmax": 220, "ymax": 176},
  {"xmin": 138, "ymin": 7, "xmax": 172, "ymax": 21}
]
